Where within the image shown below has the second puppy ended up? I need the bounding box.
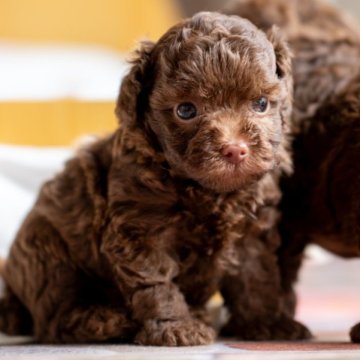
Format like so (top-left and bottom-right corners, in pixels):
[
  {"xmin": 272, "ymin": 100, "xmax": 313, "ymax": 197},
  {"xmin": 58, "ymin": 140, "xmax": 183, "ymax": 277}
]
[{"xmin": 227, "ymin": 0, "xmax": 360, "ymax": 342}]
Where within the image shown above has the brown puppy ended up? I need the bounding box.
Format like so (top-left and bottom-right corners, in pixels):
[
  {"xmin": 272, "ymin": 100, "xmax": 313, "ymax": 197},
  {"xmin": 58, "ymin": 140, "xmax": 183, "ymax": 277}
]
[
  {"xmin": 227, "ymin": 0, "xmax": 360, "ymax": 342},
  {"xmin": 0, "ymin": 12, "xmax": 307, "ymax": 345}
]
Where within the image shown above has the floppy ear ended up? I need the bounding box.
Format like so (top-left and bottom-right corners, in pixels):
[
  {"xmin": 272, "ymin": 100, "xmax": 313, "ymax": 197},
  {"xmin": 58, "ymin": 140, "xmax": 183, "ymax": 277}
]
[
  {"xmin": 267, "ymin": 26, "xmax": 293, "ymax": 132},
  {"xmin": 266, "ymin": 26, "xmax": 292, "ymax": 80},
  {"xmin": 115, "ymin": 41, "xmax": 155, "ymax": 126}
]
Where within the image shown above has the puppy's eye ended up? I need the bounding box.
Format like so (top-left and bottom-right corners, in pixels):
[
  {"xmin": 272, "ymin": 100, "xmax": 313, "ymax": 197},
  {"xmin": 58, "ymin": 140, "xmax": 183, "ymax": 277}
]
[
  {"xmin": 252, "ymin": 97, "xmax": 269, "ymax": 113},
  {"xmin": 176, "ymin": 103, "xmax": 197, "ymax": 120}
]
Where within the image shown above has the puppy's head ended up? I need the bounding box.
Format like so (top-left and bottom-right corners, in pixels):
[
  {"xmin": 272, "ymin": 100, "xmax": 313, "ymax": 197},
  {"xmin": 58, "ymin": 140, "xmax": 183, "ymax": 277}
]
[{"xmin": 117, "ymin": 12, "xmax": 292, "ymax": 192}]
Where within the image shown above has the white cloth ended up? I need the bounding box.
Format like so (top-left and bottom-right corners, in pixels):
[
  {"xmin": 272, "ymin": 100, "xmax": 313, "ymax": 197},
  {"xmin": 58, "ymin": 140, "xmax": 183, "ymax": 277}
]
[
  {"xmin": 0, "ymin": 42, "xmax": 129, "ymax": 101},
  {"xmin": 0, "ymin": 145, "xmax": 72, "ymax": 256}
]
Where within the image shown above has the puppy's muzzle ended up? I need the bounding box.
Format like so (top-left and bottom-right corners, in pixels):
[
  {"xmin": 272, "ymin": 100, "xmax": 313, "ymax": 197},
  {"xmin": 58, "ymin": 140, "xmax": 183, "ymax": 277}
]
[{"xmin": 221, "ymin": 141, "xmax": 249, "ymax": 164}]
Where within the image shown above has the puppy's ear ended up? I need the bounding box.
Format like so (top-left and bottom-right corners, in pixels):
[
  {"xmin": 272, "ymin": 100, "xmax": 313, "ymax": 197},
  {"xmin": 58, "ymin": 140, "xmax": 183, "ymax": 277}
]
[
  {"xmin": 115, "ymin": 41, "xmax": 155, "ymax": 126},
  {"xmin": 266, "ymin": 26, "xmax": 292, "ymax": 80}
]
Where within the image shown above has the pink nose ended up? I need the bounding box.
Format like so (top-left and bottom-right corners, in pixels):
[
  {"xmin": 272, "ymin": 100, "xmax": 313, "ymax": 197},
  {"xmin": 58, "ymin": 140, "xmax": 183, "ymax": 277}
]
[{"xmin": 221, "ymin": 142, "xmax": 249, "ymax": 164}]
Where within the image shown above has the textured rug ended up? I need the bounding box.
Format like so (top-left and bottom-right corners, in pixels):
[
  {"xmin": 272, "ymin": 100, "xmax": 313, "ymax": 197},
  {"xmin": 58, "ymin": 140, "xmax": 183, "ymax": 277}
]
[{"xmin": 1, "ymin": 245, "xmax": 360, "ymax": 360}]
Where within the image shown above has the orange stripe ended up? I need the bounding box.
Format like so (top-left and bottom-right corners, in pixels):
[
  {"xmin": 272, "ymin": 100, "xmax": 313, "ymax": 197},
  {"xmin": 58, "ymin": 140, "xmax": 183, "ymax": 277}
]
[
  {"xmin": 0, "ymin": 0, "xmax": 180, "ymax": 52},
  {"xmin": 0, "ymin": 101, "xmax": 117, "ymax": 146}
]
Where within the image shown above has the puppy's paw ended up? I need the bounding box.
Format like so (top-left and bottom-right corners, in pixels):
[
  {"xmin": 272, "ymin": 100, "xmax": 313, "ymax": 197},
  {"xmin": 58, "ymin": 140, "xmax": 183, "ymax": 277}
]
[
  {"xmin": 54, "ymin": 306, "xmax": 137, "ymax": 343},
  {"xmin": 0, "ymin": 296, "xmax": 32, "ymax": 336},
  {"xmin": 84, "ymin": 308, "xmax": 136, "ymax": 341},
  {"xmin": 135, "ymin": 318, "xmax": 216, "ymax": 346},
  {"xmin": 350, "ymin": 322, "xmax": 360, "ymax": 342},
  {"xmin": 221, "ymin": 316, "xmax": 312, "ymax": 341}
]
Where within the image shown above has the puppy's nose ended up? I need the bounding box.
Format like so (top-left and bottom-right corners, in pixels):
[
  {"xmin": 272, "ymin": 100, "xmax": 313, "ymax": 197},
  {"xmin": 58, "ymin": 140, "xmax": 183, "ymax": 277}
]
[{"xmin": 221, "ymin": 142, "xmax": 249, "ymax": 164}]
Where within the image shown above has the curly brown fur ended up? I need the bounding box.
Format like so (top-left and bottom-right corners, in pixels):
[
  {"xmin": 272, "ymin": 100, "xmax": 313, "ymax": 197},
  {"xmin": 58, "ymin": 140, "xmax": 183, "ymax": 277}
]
[
  {"xmin": 0, "ymin": 12, "xmax": 306, "ymax": 345},
  {"xmin": 227, "ymin": 0, "xmax": 360, "ymax": 341},
  {"xmin": 0, "ymin": 257, "xmax": 5, "ymax": 277}
]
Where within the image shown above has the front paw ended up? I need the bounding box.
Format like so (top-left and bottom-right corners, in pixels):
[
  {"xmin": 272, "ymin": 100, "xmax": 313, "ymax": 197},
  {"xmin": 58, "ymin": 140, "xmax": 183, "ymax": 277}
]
[
  {"xmin": 135, "ymin": 318, "xmax": 216, "ymax": 346},
  {"xmin": 350, "ymin": 322, "xmax": 360, "ymax": 342},
  {"xmin": 221, "ymin": 316, "xmax": 312, "ymax": 341}
]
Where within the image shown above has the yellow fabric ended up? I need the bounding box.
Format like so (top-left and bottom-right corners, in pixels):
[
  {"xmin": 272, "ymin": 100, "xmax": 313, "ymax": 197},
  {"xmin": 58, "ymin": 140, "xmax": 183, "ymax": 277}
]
[
  {"xmin": 0, "ymin": 0, "xmax": 180, "ymax": 146},
  {"xmin": 0, "ymin": 101, "xmax": 117, "ymax": 146},
  {"xmin": 0, "ymin": 0, "xmax": 179, "ymax": 52}
]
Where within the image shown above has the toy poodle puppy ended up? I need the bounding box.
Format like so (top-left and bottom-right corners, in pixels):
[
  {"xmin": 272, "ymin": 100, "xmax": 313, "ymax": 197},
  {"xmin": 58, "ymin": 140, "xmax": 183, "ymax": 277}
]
[{"xmin": 0, "ymin": 11, "xmax": 309, "ymax": 345}]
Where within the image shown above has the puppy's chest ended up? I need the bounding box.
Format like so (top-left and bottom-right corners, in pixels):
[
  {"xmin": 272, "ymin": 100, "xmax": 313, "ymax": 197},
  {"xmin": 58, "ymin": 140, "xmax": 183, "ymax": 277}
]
[
  {"xmin": 171, "ymin": 188, "xmax": 251, "ymax": 273},
  {"xmin": 170, "ymin": 179, "xmax": 282, "ymax": 275}
]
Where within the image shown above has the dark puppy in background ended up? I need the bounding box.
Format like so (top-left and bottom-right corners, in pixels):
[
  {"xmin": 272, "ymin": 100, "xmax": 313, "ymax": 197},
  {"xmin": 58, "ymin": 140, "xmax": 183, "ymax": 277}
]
[
  {"xmin": 227, "ymin": 0, "xmax": 360, "ymax": 342},
  {"xmin": 0, "ymin": 12, "xmax": 308, "ymax": 345}
]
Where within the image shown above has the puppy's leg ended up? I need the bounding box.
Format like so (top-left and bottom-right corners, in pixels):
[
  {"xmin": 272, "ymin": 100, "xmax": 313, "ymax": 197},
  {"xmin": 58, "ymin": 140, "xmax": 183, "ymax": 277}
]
[
  {"xmin": 132, "ymin": 284, "xmax": 215, "ymax": 346},
  {"xmin": 220, "ymin": 238, "xmax": 311, "ymax": 341},
  {"xmin": 102, "ymin": 228, "xmax": 215, "ymax": 346},
  {"xmin": 4, "ymin": 213, "xmax": 135, "ymax": 344},
  {"xmin": 350, "ymin": 323, "xmax": 360, "ymax": 342},
  {"xmin": 0, "ymin": 287, "xmax": 33, "ymax": 335},
  {"xmin": 277, "ymin": 228, "xmax": 309, "ymax": 319},
  {"xmin": 28, "ymin": 266, "xmax": 136, "ymax": 343}
]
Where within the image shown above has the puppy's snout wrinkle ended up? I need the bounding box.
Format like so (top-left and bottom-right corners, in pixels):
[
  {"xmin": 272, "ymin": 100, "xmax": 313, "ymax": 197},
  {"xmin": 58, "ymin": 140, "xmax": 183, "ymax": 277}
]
[{"xmin": 221, "ymin": 141, "xmax": 249, "ymax": 164}]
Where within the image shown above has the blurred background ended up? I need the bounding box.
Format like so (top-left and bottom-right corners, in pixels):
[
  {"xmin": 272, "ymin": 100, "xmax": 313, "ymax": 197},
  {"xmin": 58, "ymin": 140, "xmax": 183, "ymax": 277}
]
[
  {"xmin": 1, "ymin": 0, "xmax": 360, "ymax": 145},
  {"xmin": 1, "ymin": 0, "xmax": 360, "ymax": 340}
]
